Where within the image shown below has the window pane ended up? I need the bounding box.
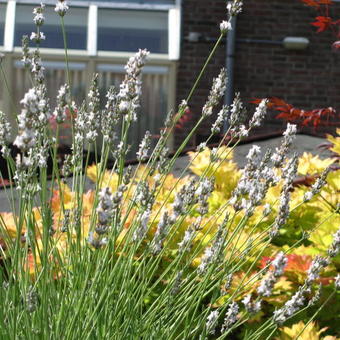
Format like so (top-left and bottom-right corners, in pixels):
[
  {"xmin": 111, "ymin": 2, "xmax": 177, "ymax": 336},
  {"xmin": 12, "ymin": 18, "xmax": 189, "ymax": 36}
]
[
  {"xmin": 0, "ymin": 3, "xmax": 5, "ymax": 46},
  {"xmin": 97, "ymin": 9, "xmax": 168, "ymax": 53},
  {"xmin": 14, "ymin": 5, "xmax": 87, "ymax": 49}
]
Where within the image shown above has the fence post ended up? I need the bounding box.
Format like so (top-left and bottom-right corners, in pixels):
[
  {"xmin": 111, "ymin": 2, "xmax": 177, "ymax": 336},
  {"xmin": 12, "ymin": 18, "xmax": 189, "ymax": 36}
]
[{"xmin": 166, "ymin": 62, "xmax": 177, "ymax": 152}]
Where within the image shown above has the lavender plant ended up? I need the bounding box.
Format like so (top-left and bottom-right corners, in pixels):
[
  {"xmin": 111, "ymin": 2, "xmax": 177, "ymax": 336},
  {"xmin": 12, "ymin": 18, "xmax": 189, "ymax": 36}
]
[{"xmin": 0, "ymin": 1, "xmax": 339, "ymax": 339}]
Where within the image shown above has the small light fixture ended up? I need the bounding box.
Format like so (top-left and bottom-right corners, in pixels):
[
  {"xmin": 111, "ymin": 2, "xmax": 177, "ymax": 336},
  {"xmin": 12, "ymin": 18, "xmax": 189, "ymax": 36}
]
[{"xmin": 283, "ymin": 37, "xmax": 310, "ymax": 50}]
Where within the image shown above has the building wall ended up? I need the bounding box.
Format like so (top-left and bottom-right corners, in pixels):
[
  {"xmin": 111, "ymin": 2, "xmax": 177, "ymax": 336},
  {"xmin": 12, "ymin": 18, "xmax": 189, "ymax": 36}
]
[{"xmin": 175, "ymin": 0, "xmax": 339, "ymax": 146}]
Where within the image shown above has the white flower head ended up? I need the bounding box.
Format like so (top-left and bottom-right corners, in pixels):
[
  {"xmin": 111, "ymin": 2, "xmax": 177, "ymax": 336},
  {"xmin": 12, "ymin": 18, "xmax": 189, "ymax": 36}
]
[
  {"xmin": 55, "ymin": 1, "xmax": 69, "ymax": 17},
  {"xmin": 246, "ymin": 145, "xmax": 261, "ymax": 161},
  {"xmin": 227, "ymin": 0, "xmax": 243, "ymax": 16},
  {"xmin": 30, "ymin": 32, "xmax": 46, "ymax": 43},
  {"xmin": 220, "ymin": 20, "xmax": 232, "ymax": 33}
]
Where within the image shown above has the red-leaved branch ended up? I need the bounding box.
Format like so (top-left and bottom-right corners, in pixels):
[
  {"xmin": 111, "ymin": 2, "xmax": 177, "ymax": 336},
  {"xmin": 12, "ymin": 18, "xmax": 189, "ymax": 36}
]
[
  {"xmin": 301, "ymin": 0, "xmax": 340, "ymax": 49},
  {"xmin": 251, "ymin": 97, "xmax": 339, "ymax": 129}
]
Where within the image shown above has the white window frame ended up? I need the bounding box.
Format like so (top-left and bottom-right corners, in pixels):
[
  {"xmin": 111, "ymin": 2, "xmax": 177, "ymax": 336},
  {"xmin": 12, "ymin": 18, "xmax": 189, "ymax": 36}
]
[
  {"xmin": 87, "ymin": 5, "xmax": 98, "ymax": 56},
  {"xmin": 3, "ymin": 0, "xmax": 16, "ymax": 52},
  {"xmin": 0, "ymin": 0, "xmax": 182, "ymax": 60}
]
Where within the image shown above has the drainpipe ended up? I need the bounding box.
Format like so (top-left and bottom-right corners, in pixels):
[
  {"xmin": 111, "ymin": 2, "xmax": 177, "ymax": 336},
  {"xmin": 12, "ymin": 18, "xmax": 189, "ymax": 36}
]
[{"xmin": 223, "ymin": 16, "xmax": 236, "ymax": 133}]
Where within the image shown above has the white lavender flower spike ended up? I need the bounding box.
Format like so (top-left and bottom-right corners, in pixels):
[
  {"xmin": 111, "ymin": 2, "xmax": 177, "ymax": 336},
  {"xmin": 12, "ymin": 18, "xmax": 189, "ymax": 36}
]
[
  {"xmin": 53, "ymin": 84, "xmax": 70, "ymax": 123},
  {"xmin": 206, "ymin": 310, "xmax": 219, "ymax": 334},
  {"xmin": 33, "ymin": 3, "xmax": 45, "ymax": 26},
  {"xmin": 221, "ymin": 302, "xmax": 239, "ymax": 332},
  {"xmin": 202, "ymin": 68, "xmax": 227, "ymax": 118},
  {"xmin": 0, "ymin": 111, "xmax": 11, "ymax": 158},
  {"xmin": 249, "ymin": 99, "xmax": 268, "ymax": 128},
  {"xmin": 328, "ymin": 226, "xmax": 340, "ymax": 258}
]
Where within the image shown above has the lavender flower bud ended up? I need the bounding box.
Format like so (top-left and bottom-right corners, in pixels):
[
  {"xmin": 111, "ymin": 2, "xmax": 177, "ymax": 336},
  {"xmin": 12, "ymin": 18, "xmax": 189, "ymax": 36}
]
[
  {"xmin": 211, "ymin": 105, "xmax": 228, "ymax": 134},
  {"xmin": 257, "ymin": 252, "xmax": 287, "ymax": 297},
  {"xmin": 273, "ymin": 286, "xmax": 307, "ymax": 325},
  {"xmin": 263, "ymin": 203, "xmax": 271, "ymax": 217},
  {"xmin": 135, "ymin": 181, "xmax": 151, "ymax": 209},
  {"xmin": 228, "ymin": 92, "xmax": 245, "ymax": 128},
  {"xmin": 196, "ymin": 142, "xmax": 207, "ymax": 152},
  {"xmin": 271, "ymin": 123, "xmax": 297, "ymax": 167},
  {"xmin": 328, "ymin": 227, "xmax": 340, "ymax": 258},
  {"xmin": 242, "ymin": 294, "xmax": 262, "ymax": 315},
  {"xmin": 118, "ymin": 49, "xmax": 149, "ymax": 121},
  {"xmin": 272, "ymin": 252, "xmax": 288, "ymax": 277},
  {"xmin": 26, "ymin": 286, "xmax": 39, "ymax": 313},
  {"xmin": 33, "ymin": 3, "xmax": 45, "ymax": 26},
  {"xmin": 96, "ymin": 187, "xmax": 114, "ymax": 235},
  {"xmin": 306, "ymin": 256, "xmax": 330, "ymax": 286},
  {"xmin": 53, "ymin": 84, "xmax": 70, "ymax": 123},
  {"xmin": 222, "ymin": 273, "xmax": 233, "ymax": 294},
  {"xmin": 198, "ymin": 223, "xmax": 226, "ymax": 274},
  {"xmin": 196, "ymin": 178, "xmax": 214, "ymax": 215},
  {"xmin": 171, "ymin": 271, "xmax": 183, "ymax": 296},
  {"xmin": 220, "ymin": 20, "xmax": 232, "ymax": 33},
  {"xmin": 206, "ymin": 310, "xmax": 219, "ymax": 334},
  {"xmin": 172, "ymin": 180, "xmax": 197, "ymax": 217},
  {"xmin": 62, "ymin": 154, "xmax": 72, "ymax": 177},
  {"xmin": 102, "ymin": 86, "xmax": 119, "ymax": 145},
  {"xmin": 303, "ymin": 167, "xmax": 331, "ymax": 202},
  {"xmin": 30, "ymin": 32, "xmax": 46, "ymax": 43},
  {"xmin": 227, "ymin": 0, "xmax": 243, "ymax": 17},
  {"xmin": 87, "ymin": 231, "xmax": 108, "ymax": 249},
  {"xmin": 178, "ymin": 218, "xmax": 201, "ymax": 253},
  {"xmin": 133, "ymin": 209, "xmax": 151, "ymax": 242},
  {"xmin": 0, "ymin": 111, "xmax": 11, "ymax": 157},
  {"xmin": 137, "ymin": 131, "xmax": 152, "ymax": 162},
  {"xmin": 202, "ymin": 68, "xmax": 227, "ymax": 118},
  {"xmin": 151, "ymin": 212, "xmax": 171, "ymax": 255},
  {"xmin": 221, "ymin": 302, "xmax": 239, "ymax": 333},
  {"xmin": 270, "ymin": 156, "xmax": 298, "ymax": 238},
  {"xmin": 123, "ymin": 166, "xmax": 133, "ymax": 185},
  {"xmin": 55, "ymin": 1, "xmax": 69, "ymax": 17},
  {"xmin": 21, "ymin": 35, "xmax": 31, "ymax": 67},
  {"xmin": 308, "ymin": 284, "xmax": 322, "ymax": 307},
  {"xmin": 178, "ymin": 229, "xmax": 194, "ymax": 254},
  {"xmin": 85, "ymin": 74, "xmax": 100, "ymax": 143},
  {"xmin": 249, "ymin": 99, "xmax": 268, "ymax": 128},
  {"xmin": 61, "ymin": 210, "xmax": 70, "ymax": 232}
]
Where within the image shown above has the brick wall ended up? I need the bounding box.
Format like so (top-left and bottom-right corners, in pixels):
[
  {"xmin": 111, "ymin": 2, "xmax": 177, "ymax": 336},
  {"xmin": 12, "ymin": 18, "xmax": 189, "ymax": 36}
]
[
  {"xmin": 175, "ymin": 0, "xmax": 227, "ymax": 147},
  {"xmin": 175, "ymin": 0, "xmax": 340, "ymax": 147}
]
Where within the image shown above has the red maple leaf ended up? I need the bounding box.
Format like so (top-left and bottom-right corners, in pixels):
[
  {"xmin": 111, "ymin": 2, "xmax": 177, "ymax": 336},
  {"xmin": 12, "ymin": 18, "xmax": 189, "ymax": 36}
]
[{"xmin": 311, "ymin": 16, "xmax": 334, "ymax": 32}]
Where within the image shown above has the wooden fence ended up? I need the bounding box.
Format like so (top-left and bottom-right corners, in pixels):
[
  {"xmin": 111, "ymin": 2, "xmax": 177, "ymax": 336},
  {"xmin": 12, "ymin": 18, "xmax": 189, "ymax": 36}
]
[{"xmin": 0, "ymin": 53, "xmax": 175, "ymax": 158}]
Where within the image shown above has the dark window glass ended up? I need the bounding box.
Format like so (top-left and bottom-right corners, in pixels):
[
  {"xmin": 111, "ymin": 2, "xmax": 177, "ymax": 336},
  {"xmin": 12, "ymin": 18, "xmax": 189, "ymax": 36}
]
[
  {"xmin": 97, "ymin": 9, "xmax": 168, "ymax": 53},
  {"xmin": 14, "ymin": 5, "xmax": 87, "ymax": 50},
  {"xmin": 0, "ymin": 4, "xmax": 5, "ymax": 46}
]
